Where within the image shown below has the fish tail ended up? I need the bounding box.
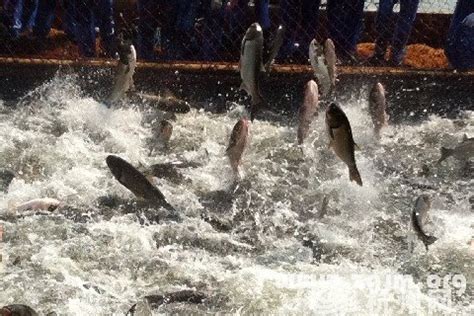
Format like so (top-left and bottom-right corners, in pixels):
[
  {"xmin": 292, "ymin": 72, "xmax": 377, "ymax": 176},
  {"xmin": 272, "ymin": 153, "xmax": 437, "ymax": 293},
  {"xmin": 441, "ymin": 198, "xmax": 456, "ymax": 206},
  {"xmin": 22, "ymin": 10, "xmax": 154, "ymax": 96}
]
[
  {"xmin": 297, "ymin": 127, "xmax": 305, "ymax": 145},
  {"xmin": 349, "ymin": 166, "xmax": 363, "ymax": 186},
  {"xmin": 438, "ymin": 147, "xmax": 453, "ymax": 164},
  {"xmin": 373, "ymin": 127, "xmax": 381, "ymax": 140},
  {"xmin": 422, "ymin": 235, "xmax": 438, "ymax": 250}
]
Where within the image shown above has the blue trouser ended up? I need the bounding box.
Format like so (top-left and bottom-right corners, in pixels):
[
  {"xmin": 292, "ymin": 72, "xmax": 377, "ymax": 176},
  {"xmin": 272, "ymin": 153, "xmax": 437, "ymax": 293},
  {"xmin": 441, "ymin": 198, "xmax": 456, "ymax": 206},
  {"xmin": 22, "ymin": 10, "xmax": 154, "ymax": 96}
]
[
  {"xmin": 445, "ymin": 0, "xmax": 474, "ymax": 70},
  {"xmin": 73, "ymin": 0, "xmax": 116, "ymax": 57},
  {"xmin": 137, "ymin": 0, "xmax": 198, "ymax": 60},
  {"xmin": 373, "ymin": 0, "xmax": 420, "ymax": 63},
  {"xmin": 32, "ymin": 1, "xmax": 76, "ymax": 40},
  {"xmin": 255, "ymin": 0, "xmax": 270, "ymax": 30},
  {"xmin": 3, "ymin": 0, "xmax": 38, "ymax": 38},
  {"xmin": 32, "ymin": 0, "xmax": 55, "ymax": 38},
  {"xmin": 280, "ymin": 0, "xmax": 320, "ymax": 56},
  {"xmin": 327, "ymin": 0, "xmax": 365, "ymax": 59}
]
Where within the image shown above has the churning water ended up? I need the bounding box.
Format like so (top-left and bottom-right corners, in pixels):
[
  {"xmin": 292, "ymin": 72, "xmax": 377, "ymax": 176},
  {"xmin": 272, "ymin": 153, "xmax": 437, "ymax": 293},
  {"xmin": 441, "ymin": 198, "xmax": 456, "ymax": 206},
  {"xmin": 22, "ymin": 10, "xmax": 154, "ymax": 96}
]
[{"xmin": 0, "ymin": 72, "xmax": 472, "ymax": 315}]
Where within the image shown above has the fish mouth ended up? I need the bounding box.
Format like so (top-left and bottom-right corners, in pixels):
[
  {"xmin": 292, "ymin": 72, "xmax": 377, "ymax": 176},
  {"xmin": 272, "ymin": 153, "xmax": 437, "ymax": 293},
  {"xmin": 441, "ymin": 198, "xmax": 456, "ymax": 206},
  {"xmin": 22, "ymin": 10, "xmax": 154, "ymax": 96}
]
[
  {"xmin": 240, "ymin": 118, "xmax": 249, "ymax": 129},
  {"xmin": 106, "ymin": 155, "xmax": 122, "ymax": 179},
  {"xmin": 326, "ymin": 103, "xmax": 339, "ymax": 117},
  {"xmin": 245, "ymin": 23, "xmax": 262, "ymax": 39}
]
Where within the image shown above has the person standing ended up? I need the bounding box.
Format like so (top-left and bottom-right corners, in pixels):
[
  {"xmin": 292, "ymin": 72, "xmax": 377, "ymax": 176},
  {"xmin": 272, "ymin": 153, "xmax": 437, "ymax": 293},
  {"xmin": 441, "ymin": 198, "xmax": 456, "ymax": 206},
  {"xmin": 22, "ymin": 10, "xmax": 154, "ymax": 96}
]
[
  {"xmin": 368, "ymin": 0, "xmax": 420, "ymax": 66},
  {"xmin": 72, "ymin": 0, "xmax": 117, "ymax": 57},
  {"xmin": 326, "ymin": 0, "xmax": 365, "ymax": 64},
  {"xmin": 33, "ymin": 1, "xmax": 76, "ymax": 42},
  {"xmin": 2, "ymin": 0, "xmax": 38, "ymax": 39},
  {"xmin": 445, "ymin": 0, "xmax": 474, "ymax": 70}
]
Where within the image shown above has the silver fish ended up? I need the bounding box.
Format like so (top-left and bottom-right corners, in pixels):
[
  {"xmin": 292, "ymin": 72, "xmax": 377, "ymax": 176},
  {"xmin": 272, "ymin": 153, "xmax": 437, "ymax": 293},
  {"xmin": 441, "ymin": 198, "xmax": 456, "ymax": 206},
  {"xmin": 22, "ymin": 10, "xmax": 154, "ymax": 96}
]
[
  {"xmin": 0, "ymin": 305, "xmax": 39, "ymax": 316},
  {"xmin": 438, "ymin": 135, "xmax": 474, "ymax": 163},
  {"xmin": 411, "ymin": 194, "xmax": 437, "ymax": 250},
  {"xmin": 226, "ymin": 118, "xmax": 250, "ymax": 176},
  {"xmin": 108, "ymin": 43, "xmax": 137, "ymax": 104},
  {"xmin": 240, "ymin": 23, "xmax": 265, "ymax": 121},
  {"xmin": 16, "ymin": 198, "xmax": 61, "ymax": 213},
  {"xmin": 325, "ymin": 103, "xmax": 362, "ymax": 186},
  {"xmin": 368, "ymin": 82, "xmax": 389, "ymax": 138},
  {"xmin": 106, "ymin": 155, "xmax": 175, "ymax": 212},
  {"xmin": 297, "ymin": 80, "xmax": 319, "ymax": 145},
  {"xmin": 324, "ymin": 38, "xmax": 337, "ymax": 88},
  {"xmin": 137, "ymin": 92, "xmax": 191, "ymax": 114},
  {"xmin": 309, "ymin": 39, "xmax": 331, "ymax": 97},
  {"xmin": 264, "ymin": 25, "xmax": 285, "ymax": 72}
]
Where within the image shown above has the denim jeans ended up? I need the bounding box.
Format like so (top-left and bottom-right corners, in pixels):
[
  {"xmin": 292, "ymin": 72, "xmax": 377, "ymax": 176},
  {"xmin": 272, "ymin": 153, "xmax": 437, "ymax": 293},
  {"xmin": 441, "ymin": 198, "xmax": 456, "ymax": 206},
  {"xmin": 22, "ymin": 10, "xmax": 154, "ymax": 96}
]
[
  {"xmin": 137, "ymin": 0, "xmax": 200, "ymax": 60},
  {"xmin": 3, "ymin": 0, "xmax": 38, "ymax": 38},
  {"xmin": 32, "ymin": 0, "xmax": 55, "ymax": 38},
  {"xmin": 445, "ymin": 0, "xmax": 474, "ymax": 70},
  {"xmin": 327, "ymin": 0, "xmax": 365, "ymax": 59},
  {"xmin": 73, "ymin": 0, "xmax": 116, "ymax": 57},
  {"xmin": 32, "ymin": 1, "xmax": 76, "ymax": 41},
  {"xmin": 373, "ymin": 0, "xmax": 420, "ymax": 63}
]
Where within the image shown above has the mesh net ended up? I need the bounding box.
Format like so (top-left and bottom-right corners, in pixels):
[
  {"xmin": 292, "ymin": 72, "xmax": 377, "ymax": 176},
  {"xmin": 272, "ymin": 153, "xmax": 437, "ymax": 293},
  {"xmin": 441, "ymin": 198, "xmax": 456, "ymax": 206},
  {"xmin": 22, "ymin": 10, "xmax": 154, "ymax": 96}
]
[{"xmin": 0, "ymin": 0, "xmax": 460, "ymax": 69}]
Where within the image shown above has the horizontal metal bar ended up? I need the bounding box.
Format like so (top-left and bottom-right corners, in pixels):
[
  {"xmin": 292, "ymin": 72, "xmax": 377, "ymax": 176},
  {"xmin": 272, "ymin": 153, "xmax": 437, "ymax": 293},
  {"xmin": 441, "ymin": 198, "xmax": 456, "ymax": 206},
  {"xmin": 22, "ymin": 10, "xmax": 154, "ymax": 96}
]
[{"xmin": 0, "ymin": 57, "xmax": 473, "ymax": 77}]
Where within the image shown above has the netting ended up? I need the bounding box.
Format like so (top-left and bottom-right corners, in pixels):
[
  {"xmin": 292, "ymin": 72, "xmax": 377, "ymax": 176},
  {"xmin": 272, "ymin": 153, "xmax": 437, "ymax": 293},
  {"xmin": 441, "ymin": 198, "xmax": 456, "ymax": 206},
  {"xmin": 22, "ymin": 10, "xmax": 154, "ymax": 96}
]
[{"xmin": 0, "ymin": 1, "xmax": 464, "ymax": 69}]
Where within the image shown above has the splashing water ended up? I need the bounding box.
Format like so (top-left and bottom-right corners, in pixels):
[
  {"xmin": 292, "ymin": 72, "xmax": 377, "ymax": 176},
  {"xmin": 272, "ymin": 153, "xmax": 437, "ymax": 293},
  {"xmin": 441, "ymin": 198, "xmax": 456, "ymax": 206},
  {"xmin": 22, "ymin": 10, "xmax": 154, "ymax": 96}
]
[{"xmin": 0, "ymin": 73, "xmax": 472, "ymax": 315}]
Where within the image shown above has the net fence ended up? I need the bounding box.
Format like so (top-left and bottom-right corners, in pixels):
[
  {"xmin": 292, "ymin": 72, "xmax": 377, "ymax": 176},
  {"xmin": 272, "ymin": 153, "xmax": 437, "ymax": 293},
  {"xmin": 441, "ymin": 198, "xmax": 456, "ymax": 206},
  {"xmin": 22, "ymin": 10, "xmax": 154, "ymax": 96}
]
[{"xmin": 0, "ymin": 1, "xmax": 462, "ymax": 69}]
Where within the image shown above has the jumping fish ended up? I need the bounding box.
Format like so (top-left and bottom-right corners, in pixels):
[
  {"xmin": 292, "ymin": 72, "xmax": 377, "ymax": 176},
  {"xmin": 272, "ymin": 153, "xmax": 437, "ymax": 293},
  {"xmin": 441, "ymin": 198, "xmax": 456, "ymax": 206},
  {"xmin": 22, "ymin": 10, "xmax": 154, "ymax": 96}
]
[
  {"xmin": 226, "ymin": 118, "xmax": 250, "ymax": 177},
  {"xmin": 240, "ymin": 23, "xmax": 265, "ymax": 121},
  {"xmin": 368, "ymin": 82, "xmax": 389, "ymax": 138},
  {"xmin": 309, "ymin": 39, "xmax": 331, "ymax": 97},
  {"xmin": 105, "ymin": 155, "xmax": 175, "ymax": 212},
  {"xmin": 107, "ymin": 41, "xmax": 137, "ymax": 104},
  {"xmin": 297, "ymin": 80, "xmax": 319, "ymax": 145},
  {"xmin": 411, "ymin": 194, "xmax": 438, "ymax": 250},
  {"xmin": 325, "ymin": 103, "xmax": 362, "ymax": 186},
  {"xmin": 324, "ymin": 38, "xmax": 337, "ymax": 88},
  {"xmin": 264, "ymin": 25, "xmax": 285, "ymax": 72}
]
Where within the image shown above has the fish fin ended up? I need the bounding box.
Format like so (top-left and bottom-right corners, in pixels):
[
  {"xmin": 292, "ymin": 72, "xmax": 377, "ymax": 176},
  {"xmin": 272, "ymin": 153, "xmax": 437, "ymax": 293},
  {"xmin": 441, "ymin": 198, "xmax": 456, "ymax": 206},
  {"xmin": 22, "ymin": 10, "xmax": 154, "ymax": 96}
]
[
  {"xmin": 145, "ymin": 175, "xmax": 155, "ymax": 184},
  {"xmin": 349, "ymin": 167, "xmax": 363, "ymax": 186},
  {"xmin": 354, "ymin": 143, "xmax": 361, "ymax": 151},
  {"xmin": 162, "ymin": 88, "xmax": 176, "ymax": 99},
  {"xmin": 260, "ymin": 64, "xmax": 266, "ymax": 73},
  {"xmin": 240, "ymin": 82, "xmax": 249, "ymax": 94},
  {"xmin": 422, "ymin": 235, "xmax": 438, "ymax": 251},
  {"xmin": 437, "ymin": 147, "xmax": 453, "ymax": 164}
]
